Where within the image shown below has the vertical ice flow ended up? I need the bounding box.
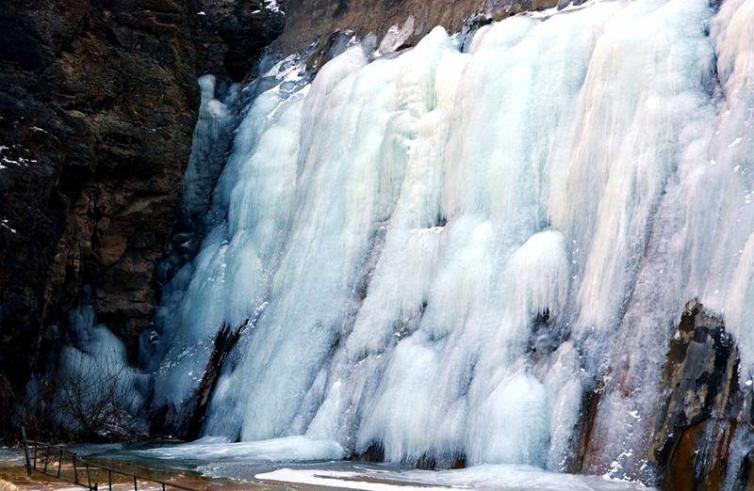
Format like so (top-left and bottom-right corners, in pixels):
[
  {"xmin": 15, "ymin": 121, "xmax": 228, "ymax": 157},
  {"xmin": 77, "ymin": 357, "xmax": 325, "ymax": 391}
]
[{"xmin": 149, "ymin": 0, "xmax": 754, "ymax": 478}]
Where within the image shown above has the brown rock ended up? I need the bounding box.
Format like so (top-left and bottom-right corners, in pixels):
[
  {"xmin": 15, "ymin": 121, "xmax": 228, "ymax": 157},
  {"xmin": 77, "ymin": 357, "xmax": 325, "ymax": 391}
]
[
  {"xmin": 662, "ymin": 420, "xmax": 736, "ymax": 491},
  {"xmin": 0, "ymin": 0, "xmax": 283, "ymax": 436},
  {"xmin": 650, "ymin": 300, "xmax": 751, "ymax": 490},
  {"xmin": 275, "ymin": 0, "xmax": 560, "ymax": 53}
]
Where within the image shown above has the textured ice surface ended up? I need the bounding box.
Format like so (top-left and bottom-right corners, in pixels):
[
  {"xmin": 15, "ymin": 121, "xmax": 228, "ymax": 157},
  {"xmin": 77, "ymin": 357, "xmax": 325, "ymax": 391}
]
[
  {"xmin": 149, "ymin": 0, "xmax": 754, "ymax": 480},
  {"xmin": 36, "ymin": 303, "xmax": 148, "ymax": 438},
  {"xmin": 134, "ymin": 436, "xmax": 344, "ymax": 462}
]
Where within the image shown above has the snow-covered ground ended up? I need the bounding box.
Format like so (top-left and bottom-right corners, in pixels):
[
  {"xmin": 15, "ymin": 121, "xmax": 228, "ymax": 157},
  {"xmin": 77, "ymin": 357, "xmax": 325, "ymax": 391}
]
[{"xmin": 257, "ymin": 465, "xmax": 651, "ymax": 490}]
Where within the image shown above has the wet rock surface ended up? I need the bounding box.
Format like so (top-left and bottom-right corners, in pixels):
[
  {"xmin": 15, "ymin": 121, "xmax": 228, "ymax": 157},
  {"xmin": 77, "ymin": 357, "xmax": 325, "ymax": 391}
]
[
  {"xmin": 572, "ymin": 300, "xmax": 754, "ymax": 489},
  {"xmin": 650, "ymin": 301, "xmax": 753, "ymax": 490},
  {"xmin": 0, "ymin": 0, "xmax": 283, "ymax": 432}
]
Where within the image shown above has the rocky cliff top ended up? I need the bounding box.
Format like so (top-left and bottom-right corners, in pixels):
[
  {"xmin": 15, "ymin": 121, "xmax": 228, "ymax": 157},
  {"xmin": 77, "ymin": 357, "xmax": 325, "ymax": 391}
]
[{"xmin": 274, "ymin": 0, "xmax": 561, "ymax": 52}]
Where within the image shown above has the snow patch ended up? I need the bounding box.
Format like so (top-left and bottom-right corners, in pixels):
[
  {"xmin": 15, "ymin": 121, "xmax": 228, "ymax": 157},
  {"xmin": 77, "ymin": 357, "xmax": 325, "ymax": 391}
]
[{"xmin": 256, "ymin": 465, "xmax": 652, "ymax": 490}]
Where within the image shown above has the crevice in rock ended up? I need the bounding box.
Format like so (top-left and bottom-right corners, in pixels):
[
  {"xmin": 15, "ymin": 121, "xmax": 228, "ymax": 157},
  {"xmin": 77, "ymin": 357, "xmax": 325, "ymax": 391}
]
[{"xmin": 182, "ymin": 319, "xmax": 248, "ymax": 440}]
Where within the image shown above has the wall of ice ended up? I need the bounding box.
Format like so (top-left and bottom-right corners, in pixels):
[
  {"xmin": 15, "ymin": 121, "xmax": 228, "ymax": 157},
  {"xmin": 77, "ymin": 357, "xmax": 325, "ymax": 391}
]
[
  {"xmin": 148, "ymin": 0, "xmax": 754, "ymax": 480},
  {"xmin": 52, "ymin": 304, "xmax": 145, "ymax": 436}
]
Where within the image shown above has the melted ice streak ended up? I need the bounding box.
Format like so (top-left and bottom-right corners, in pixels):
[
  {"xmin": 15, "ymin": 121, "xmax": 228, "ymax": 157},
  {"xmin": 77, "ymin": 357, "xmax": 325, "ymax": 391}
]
[{"xmin": 151, "ymin": 0, "xmax": 754, "ymax": 478}]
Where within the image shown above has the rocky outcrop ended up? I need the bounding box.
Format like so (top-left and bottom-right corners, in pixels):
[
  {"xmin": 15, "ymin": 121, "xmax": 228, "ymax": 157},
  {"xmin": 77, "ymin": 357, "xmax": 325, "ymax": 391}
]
[
  {"xmin": 274, "ymin": 0, "xmax": 562, "ymax": 52},
  {"xmin": 193, "ymin": 0, "xmax": 286, "ymax": 80},
  {"xmin": 0, "ymin": 0, "xmax": 283, "ymax": 434},
  {"xmin": 650, "ymin": 301, "xmax": 753, "ymax": 490},
  {"xmin": 182, "ymin": 320, "xmax": 247, "ymax": 439},
  {"xmin": 571, "ymin": 300, "xmax": 753, "ymax": 489}
]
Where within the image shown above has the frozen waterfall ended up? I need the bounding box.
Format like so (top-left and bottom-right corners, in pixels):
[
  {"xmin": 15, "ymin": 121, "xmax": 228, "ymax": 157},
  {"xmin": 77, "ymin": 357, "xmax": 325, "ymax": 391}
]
[{"xmin": 147, "ymin": 0, "xmax": 754, "ymax": 479}]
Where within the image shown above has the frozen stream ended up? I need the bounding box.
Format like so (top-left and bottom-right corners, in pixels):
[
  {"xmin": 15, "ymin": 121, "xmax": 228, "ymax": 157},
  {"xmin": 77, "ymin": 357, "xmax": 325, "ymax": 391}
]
[{"xmin": 70, "ymin": 440, "xmax": 651, "ymax": 490}]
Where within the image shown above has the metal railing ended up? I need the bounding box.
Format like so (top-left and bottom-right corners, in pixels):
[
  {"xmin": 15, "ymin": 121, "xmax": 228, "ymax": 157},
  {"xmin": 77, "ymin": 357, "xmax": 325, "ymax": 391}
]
[{"xmin": 20, "ymin": 427, "xmax": 197, "ymax": 491}]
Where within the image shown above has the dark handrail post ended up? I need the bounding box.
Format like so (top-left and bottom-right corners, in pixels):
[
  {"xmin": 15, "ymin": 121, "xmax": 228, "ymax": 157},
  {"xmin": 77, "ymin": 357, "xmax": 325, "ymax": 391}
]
[
  {"xmin": 20, "ymin": 426, "xmax": 32, "ymax": 477},
  {"xmin": 13, "ymin": 437, "xmax": 198, "ymax": 491},
  {"xmin": 43, "ymin": 444, "xmax": 50, "ymax": 473},
  {"xmin": 73, "ymin": 453, "xmax": 79, "ymax": 484}
]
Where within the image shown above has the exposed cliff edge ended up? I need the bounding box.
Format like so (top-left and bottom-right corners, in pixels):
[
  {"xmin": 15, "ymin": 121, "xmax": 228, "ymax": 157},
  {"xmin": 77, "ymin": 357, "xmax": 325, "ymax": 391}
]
[
  {"xmin": 0, "ymin": 0, "xmax": 283, "ymax": 435},
  {"xmin": 274, "ymin": 0, "xmax": 567, "ymax": 52}
]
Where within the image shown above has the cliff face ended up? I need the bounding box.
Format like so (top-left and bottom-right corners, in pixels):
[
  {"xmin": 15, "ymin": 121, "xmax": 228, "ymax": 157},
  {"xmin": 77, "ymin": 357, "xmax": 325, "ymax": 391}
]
[
  {"xmin": 275, "ymin": 0, "xmax": 561, "ymax": 51},
  {"xmin": 651, "ymin": 302, "xmax": 753, "ymax": 490},
  {"xmin": 0, "ymin": 0, "xmax": 283, "ymax": 430}
]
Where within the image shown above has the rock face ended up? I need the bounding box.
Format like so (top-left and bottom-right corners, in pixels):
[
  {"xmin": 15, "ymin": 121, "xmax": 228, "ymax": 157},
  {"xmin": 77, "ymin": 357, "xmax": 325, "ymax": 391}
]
[
  {"xmin": 192, "ymin": 0, "xmax": 286, "ymax": 79},
  {"xmin": 649, "ymin": 301, "xmax": 753, "ymax": 490},
  {"xmin": 0, "ymin": 0, "xmax": 283, "ymax": 433},
  {"xmin": 275, "ymin": 0, "xmax": 561, "ymax": 52},
  {"xmin": 570, "ymin": 300, "xmax": 754, "ymax": 489}
]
